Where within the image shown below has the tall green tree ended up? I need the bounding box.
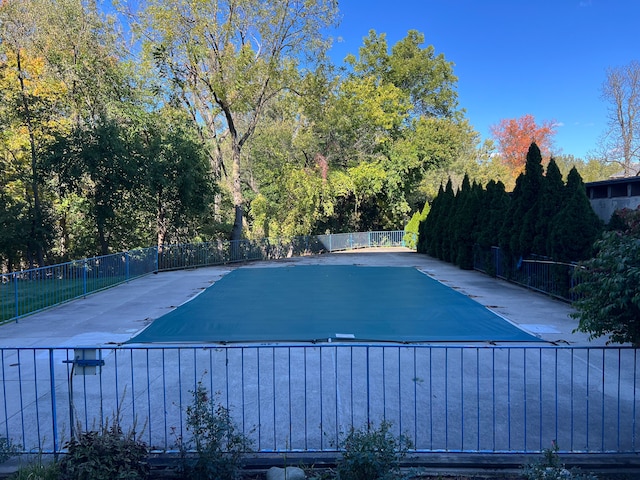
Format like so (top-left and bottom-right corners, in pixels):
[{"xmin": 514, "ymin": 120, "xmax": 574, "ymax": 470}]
[
  {"xmin": 0, "ymin": 1, "xmax": 63, "ymax": 266},
  {"xmin": 47, "ymin": 119, "xmax": 139, "ymax": 255},
  {"xmin": 137, "ymin": 110, "xmax": 216, "ymax": 247},
  {"xmin": 517, "ymin": 143, "xmax": 545, "ymax": 257},
  {"xmin": 453, "ymin": 175, "xmax": 478, "ymax": 269},
  {"xmin": 437, "ymin": 179, "xmax": 456, "ymax": 262},
  {"xmin": 417, "ymin": 183, "xmax": 443, "ymax": 255},
  {"xmin": 131, "ymin": 0, "xmax": 338, "ymax": 241},
  {"xmin": 498, "ymin": 143, "xmax": 544, "ymax": 258},
  {"xmin": 533, "ymin": 158, "xmax": 564, "ymax": 256},
  {"xmin": 548, "ymin": 167, "xmax": 602, "ymax": 262}
]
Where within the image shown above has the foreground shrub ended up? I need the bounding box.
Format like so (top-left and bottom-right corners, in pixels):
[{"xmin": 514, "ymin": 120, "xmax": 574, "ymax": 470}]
[
  {"xmin": 10, "ymin": 454, "xmax": 60, "ymax": 480},
  {"xmin": 177, "ymin": 381, "xmax": 252, "ymax": 480},
  {"xmin": 0, "ymin": 436, "xmax": 17, "ymax": 463},
  {"xmin": 572, "ymin": 231, "xmax": 640, "ymax": 346},
  {"xmin": 58, "ymin": 420, "xmax": 148, "ymax": 480},
  {"xmin": 522, "ymin": 442, "xmax": 598, "ymax": 480},
  {"xmin": 336, "ymin": 421, "xmax": 412, "ymax": 480}
]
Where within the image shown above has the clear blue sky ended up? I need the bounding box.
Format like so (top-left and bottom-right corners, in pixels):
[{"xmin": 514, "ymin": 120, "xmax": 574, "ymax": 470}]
[{"xmin": 328, "ymin": 0, "xmax": 640, "ymax": 159}]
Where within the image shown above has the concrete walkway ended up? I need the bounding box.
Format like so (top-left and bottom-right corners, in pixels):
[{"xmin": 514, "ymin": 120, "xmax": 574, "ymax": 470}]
[{"xmin": 0, "ymin": 248, "xmax": 607, "ymax": 347}]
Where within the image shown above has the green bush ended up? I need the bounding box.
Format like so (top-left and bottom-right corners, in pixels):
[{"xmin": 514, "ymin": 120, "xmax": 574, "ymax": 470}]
[
  {"xmin": 0, "ymin": 436, "xmax": 17, "ymax": 463},
  {"xmin": 10, "ymin": 454, "xmax": 60, "ymax": 480},
  {"xmin": 522, "ymin": 442, "xmax": 598, "ymax": 480},
  {"xmin": 177, "ymin": 382, "xmax": 252, "ymax": 480},
  {"xmin": 336, "ymin": 422, "xmax": 412, "ymax": 480},
  {"xmin": 58, "ymin": 420, "xmax": 148, "ymax": 480},
  {"xmin": 404, "ymin": 201, "xmax": 429, "ymax": 250}
]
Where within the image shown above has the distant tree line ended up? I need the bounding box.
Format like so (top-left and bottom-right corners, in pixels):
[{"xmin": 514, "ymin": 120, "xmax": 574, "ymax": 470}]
[{"xmin": 417, "ymin": 143, "xmax": 602, "ymax": 269}]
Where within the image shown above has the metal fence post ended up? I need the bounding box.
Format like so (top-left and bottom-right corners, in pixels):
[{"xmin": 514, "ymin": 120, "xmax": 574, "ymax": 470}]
[
  {"xmin": 13, "ymin": 272, "xmax": 18, "ymax": 321},
  {"xmin": 329, "ymin": 234, "xmax": 332, "ymax": 252},
  {"xmin": 125, "ymin": 251, "xmax": 130, "ymax": 282},
  {"xmin": 49, "ymin": 348, "xmax": 59, "ymax": 454},
  {"xmin": 83, "ymin": 259, "xmax": 88, "ymax": 297}
]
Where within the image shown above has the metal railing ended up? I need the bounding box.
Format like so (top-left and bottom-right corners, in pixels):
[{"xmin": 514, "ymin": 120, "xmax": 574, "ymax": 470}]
[
  {"xmin": 1, "ymin": 231, "xmax": 410, "ymax": 323},
  {"xmin": 473, "ymin": 246, "xmax": 580, "ymax": 302},
  {"xmin": 0, "ymin": 345, "xmax": 637, "ymax": 455}
]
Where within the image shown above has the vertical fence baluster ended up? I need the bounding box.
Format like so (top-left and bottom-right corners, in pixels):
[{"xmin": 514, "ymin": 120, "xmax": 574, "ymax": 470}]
[
  {"xmin": 507, "ymin": 349, "xmax": 511, "ymax": 450},
  {"xmin": 13, "ymin": 273, "xmax": 18, "ymax": 320},
  {"xmin": 161, "ymin": 349, "xmax": 168, "ymax": 450},
  {"xmin": 460, "ymin": 348, "xmax": 464, "ymax": 451},
  {"xmin": 445, "ymin": 347, "xmax": 449, "ymax": 451},
  {"xmin": 587, "ymin": 349, "xmax": 590, "ymax": 450},
  {"xmin": 33, "ymin": 350, "xmax": 41, "ymax": 451},
  {"xmin": 49, "ymin": 348, "xmax": 59, "ymax": 454}
]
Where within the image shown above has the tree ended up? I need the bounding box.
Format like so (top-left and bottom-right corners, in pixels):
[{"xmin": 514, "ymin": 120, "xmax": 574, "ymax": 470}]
[
  {"xmin": 137, "ymin": 110, "xmax": 216, "ymax": 247},
  {"xmin": 437, "ymin": 179, "xmax": 455, "ymax": 262},
  {"xmin": 490, "ymin": 114, "xmax": 556, "ymax": 178},
  {"xmin": 132, "ymin": 0, "xmax": 338, "ymax": 241},
  {"xmin": 47, "ymin": 119, "xmax": 140, "ymax": 255},
  {"xmin": 498, "ymin": 143, "xmax": 545, "ymax": 258},
  {"xmin": 553, "ymin": 154, "xmax": 619, "ymax": 183},
  {"xmin": 598, "ymin": 60, "xmax": 640, "ymax": 176},
  {"xmin": 417, "ymin": 183, "xmax": 443, "ymax": 255},
  {"xmin": 453, "ymin": 175, "xmax": 479, "ymax": 269},
  {"xmin": 532, "ymin": 158, "xmax": 564, "ymax": 256},
  {"xmin": 476, "ymin": 179, "xmax": 509, "ymax": 249},
  {"xmin": 309, "ymin": 29, "xmax": 467, "ymax": 230},
  {"xmin": 548, "ymin": 167, "xmax": 602, "ymax": 262},
  {"xmin": 572, "ymin": 207, "xmax": 640, "ymax": 346},
  {"xmin": 0, "ymin": 1, "xmax": 60, "ymax": 267}
]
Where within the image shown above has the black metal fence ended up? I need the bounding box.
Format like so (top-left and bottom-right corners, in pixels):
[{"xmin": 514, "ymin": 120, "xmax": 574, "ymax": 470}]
[{"xmin": 473, "ymin": 246, "xmax": 580, "ymax": 302}]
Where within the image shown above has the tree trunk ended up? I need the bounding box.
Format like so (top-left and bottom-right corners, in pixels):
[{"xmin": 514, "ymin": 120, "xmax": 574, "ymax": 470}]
[
  {"xmin": 156, "ymin": 189, "xmax": 167, "ymax": 250},
  {"xmin": 16, "ymin": 49, "xmax": 45, "ymax": 267},
  {"xmin": 96, "ymin": 215, "xmax": 109, "ymax": 256},
  {"xmin": 230, "ymin": 142, "xmax": 243, "ymax": 241}
]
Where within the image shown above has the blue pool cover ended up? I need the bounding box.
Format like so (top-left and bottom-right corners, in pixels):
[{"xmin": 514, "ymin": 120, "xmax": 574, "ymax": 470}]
[{"xmin": 128, "ymin": 265, "xmax": 542, "ymax": 343}]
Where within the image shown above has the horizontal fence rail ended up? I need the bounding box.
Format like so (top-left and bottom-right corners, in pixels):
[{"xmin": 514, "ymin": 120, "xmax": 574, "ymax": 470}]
[
  {"xmin": 473, "ymin": 246, "xmax": 579, "ymax": 302},
  {"xmin": 0, "ymin": 345, "xmax": 638, "ymax": 455},
  {"xmin": 1, "ymin": 231, "xmax": 410, "ymax": 323}
]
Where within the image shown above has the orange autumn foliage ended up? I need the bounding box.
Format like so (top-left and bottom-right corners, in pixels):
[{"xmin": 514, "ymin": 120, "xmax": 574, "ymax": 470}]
[{"xmin": 490, "ymin": 114, "xmax": 556, "ymax": 177}]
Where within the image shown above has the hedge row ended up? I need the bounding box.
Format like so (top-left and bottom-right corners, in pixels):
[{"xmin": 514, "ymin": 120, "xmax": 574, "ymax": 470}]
[{"xmin": 417, "ymin": 143, "xmax": 602, "ymax": 269}]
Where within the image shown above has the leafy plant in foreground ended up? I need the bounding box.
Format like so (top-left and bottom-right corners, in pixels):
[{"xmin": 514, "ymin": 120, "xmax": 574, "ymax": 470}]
[
  {"xmin": 0, "ymin": 436, "xmax": 17, "ymax": 463},
  {"xmin": 336, "ymin": 421, "xmax": 413, "ymax": 480},
  {"xmin": 58, "ymin": 419, "xmax": 148, "ymax": 480},
  {"xmin": 177, "ymin": 381, "xmax": 252, "ymax": 480},
  {"xmin": 10, "ymin": 453, "xmax": 60, "ymax": 480},
  {"xmin": 522, "ymin": 442, "xmax": 598, "ymax": 480}
]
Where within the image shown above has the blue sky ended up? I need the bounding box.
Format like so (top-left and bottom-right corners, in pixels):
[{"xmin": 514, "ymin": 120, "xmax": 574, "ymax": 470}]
[{"xmin": 327, "ymin": 0, "xmax": 640, "ymax": 159}]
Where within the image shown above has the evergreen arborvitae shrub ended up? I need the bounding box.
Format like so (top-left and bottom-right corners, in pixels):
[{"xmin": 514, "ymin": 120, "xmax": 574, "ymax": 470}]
[
  {"xmin": 436, "ymin": 179, "xmax": 455, "ymax": 261},
  {"xmin": 420, "ymin": 184, "xmax": 444, "ymax": 255},
  {"xmin": 517, "ymin": 143, "xmax": 545, "ymax": 257},
  {"xmin": 454, "ymin": 175, "xmax": 478, "ymax": 269},
  {"xmin": 548, "ymin": 167, "xmax": 602, "ymax": 262},
  {"xmin": 535, "ymin": 158, "xmax": 564, "ymax": 257},
  {"xmin": 483, "ymin": 180, "xmax": 509, "ymax": 249}
]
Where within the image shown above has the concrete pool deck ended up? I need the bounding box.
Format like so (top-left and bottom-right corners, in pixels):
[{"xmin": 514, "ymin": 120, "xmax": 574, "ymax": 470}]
[{"xmin": 0, "ymin": 248, "xmax": 608, "ymax": 348}]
